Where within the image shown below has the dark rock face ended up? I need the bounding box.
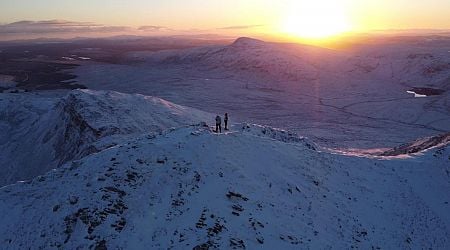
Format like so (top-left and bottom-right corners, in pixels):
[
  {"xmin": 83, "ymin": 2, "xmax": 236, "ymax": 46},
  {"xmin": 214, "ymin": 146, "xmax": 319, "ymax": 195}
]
[
  {"xmin": 408, "ymin": 87, "xmax": 445, "ymax": 96},
  {"xmin": 380, "ymin": 132, "xmax": 450, "ymax": 156}
]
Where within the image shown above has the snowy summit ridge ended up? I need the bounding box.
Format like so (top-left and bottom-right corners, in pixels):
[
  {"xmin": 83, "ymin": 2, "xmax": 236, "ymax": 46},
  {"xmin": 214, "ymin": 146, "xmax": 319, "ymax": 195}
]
[
  {"xmin": 0, "ymin": 90, "xmax": 449, "ymax": 249},
  {"xmin": 231, "ymin": 37, "xmax": 266, "ymax": 48},
  {"xmin": 0, "ymin": 89, "xmax": 211, "ymax": 186}
]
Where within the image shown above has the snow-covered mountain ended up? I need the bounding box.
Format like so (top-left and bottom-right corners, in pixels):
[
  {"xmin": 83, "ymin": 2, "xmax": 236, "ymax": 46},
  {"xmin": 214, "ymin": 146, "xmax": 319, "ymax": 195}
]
[
  {"xmin": 139, "ymin": 37, "xmax": 450, "ymax": 89},
  {"xmin": 76, "ymin": 37, "xmax": 450, "ymax": 149},
  {"xmin": 0, "ymin": 121, "xmax": 448, "ymax": 249},
  {"xmin": 1, "ymin": 36, "xmax": 449, "ymax": 249},
  {"xmin": 1, "ymin": 87, "xmax": 449, "ymax": 249},
  {"xmin": 345, "ymin": 49, "xmax": 450, "ymax": 92},
  {"xmin": 0, "ymin": 89, "xmax": 211, "ymax": 186},
  {"xmin": 142, "ymin": 37, "xmax": 345, "ymax": 82}
]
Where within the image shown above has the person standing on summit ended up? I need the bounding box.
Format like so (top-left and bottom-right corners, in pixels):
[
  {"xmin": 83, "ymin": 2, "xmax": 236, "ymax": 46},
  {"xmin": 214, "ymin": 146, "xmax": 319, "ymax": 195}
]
[
  {"xmin": 215, "ymin": 115, "xmax": 222, "ymax": 133},
  {"xmin": 224, "ymin": 113, "xmax": 229, "ymax": 131}
]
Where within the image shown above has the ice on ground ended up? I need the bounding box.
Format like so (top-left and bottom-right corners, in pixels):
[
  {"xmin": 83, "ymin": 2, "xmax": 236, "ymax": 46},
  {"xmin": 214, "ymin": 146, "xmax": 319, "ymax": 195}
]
[{"xmin": 407, "ymin": 90, "xmax": 427, "ymax": 98}]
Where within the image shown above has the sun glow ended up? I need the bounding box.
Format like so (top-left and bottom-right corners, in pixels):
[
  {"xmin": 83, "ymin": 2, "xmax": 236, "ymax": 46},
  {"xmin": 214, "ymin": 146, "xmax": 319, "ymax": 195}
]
[{"xmin": 281, "ymin": 0, "xmax": 351, "ymax": 39}]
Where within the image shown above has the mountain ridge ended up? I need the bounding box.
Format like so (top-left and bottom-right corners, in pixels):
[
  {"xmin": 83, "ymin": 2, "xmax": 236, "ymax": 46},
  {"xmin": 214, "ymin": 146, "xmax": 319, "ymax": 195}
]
[
  {"xmin": 0, "ymin": 89, "xmax": 211, "ymax": 186},
  {"xmin": 0, "ymin": 122, "xmax": 448, "ymax": 249}
]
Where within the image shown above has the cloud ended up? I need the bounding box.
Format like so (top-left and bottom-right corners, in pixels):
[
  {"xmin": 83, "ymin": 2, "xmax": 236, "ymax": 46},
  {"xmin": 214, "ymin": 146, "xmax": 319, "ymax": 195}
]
[
  {"xmin": 0, "ymin": 20, "xmax": 131, "ymax": 34},
  {"xmin": 218, "ymin": 24, "xmax": 264, "ymax": 30},
  {"xmin": 138, "ymin": 25, "xmax": 169, "ymax": 32},
  {"xmin": 0, "ymin": 19, "xmax": 263, "ymax": 41}
]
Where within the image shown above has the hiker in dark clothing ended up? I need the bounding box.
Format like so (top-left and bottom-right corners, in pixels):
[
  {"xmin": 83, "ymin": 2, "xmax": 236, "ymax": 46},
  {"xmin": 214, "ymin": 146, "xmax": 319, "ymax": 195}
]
[
  {"xmin": 215, "ymin": 115, "xmax": 222, "ymax": 133},
  {"xmin": 224, "ymin": 113, "xmax": 229, "ymax": 131}
]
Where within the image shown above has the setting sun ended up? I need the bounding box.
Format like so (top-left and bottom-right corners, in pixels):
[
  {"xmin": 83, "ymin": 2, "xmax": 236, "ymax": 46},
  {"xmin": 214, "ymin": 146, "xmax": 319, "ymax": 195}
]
[
  {"xmin": 1, "ymin": 0, "xmax": 450, "ymax": 248},
  {"xmin": 281, "ymin": 0, "xmax": 351, "ymax": 39}
]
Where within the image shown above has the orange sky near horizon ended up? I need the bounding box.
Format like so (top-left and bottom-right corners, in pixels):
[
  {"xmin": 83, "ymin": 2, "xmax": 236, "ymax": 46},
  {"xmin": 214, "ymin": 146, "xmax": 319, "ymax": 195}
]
[{"xmin": 1, "ymin": 0, "xmax": 449, "ymax": 40}]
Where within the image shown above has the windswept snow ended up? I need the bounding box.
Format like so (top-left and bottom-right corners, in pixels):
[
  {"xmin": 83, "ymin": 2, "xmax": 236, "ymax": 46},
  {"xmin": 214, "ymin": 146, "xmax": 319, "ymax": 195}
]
[
  {"xmin": 0, "ymin": 123, "xmax": 448, "ymax": 249},
  {"xmin": 0, "ymin": 89, "xmax": 211, "ymax": 186}
]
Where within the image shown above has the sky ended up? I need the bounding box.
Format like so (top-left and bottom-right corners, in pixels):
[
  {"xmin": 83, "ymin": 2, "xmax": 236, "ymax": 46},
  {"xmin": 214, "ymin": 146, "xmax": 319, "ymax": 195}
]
[{"xmin": 1, "ymin": 0, "xmax": 450, "ymax": 40}]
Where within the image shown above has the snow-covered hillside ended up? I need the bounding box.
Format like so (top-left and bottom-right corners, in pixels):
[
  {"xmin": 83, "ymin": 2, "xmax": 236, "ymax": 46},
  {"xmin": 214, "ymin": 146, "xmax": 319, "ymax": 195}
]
[
  {"xmin": 74, "ymin": 37, "xmax": 450, "ymax": 148},
  {"xmin": 347, "ymin": 41, "xmax": 450, "ymax": 89},
  {"xmin": 0, "ymin": 89, "xmax": 211, "ymax": 186},
  {"xmin": 142, "ymin": 37, "xmax": 345, "ymax": 82},
  {"xmin": 0, "ymin": 123, "xmax": 448, "ymax": 249},
  {"xmin": 1, "ymin": 35, "xmax": 448, "ymax": 249},
  {"xmin": 138, "ymin": 36, "xmax": 450, "ymax": 89}
]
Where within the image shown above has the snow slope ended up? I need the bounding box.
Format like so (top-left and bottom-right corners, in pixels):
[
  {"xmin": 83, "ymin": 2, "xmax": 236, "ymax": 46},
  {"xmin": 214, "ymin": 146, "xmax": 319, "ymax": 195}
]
[
  {"xmin": 74, "ymin": 37, "xmax": 450, "ymax": 148},
  {"xmin": 142, "ymin": 37, "xmax": 345, "ymax": 82},
  {"xmin": 0, "ymin": 89, "xmax": 211, "ymax": 186},
  {"xmin": 0, "ymin": 123, "xmax": 448, "ymax": 249},
  {"xmin": 137, "ymin": 36, "xmax": 450, "ymax": 90}
]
